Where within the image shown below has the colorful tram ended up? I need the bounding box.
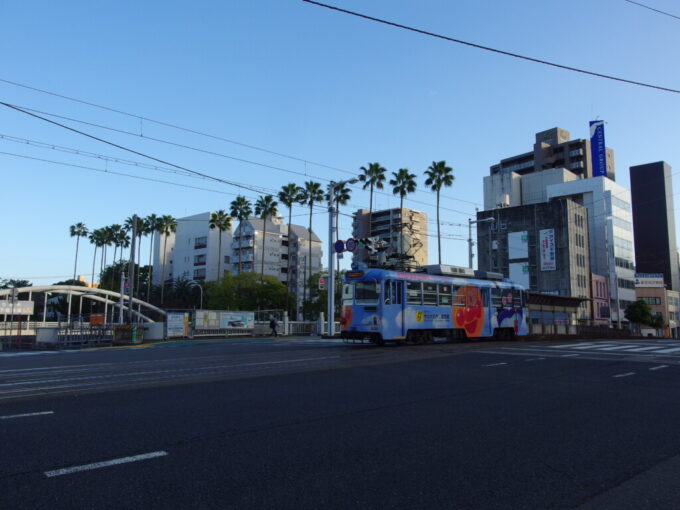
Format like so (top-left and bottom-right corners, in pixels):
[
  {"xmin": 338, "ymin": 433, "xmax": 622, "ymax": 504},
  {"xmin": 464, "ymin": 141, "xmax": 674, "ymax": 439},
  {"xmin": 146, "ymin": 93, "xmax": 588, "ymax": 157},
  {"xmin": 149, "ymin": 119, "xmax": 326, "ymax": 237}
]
[{"xmin": 340, "ymin": 267, "xmax": 528, "ymax": 345}]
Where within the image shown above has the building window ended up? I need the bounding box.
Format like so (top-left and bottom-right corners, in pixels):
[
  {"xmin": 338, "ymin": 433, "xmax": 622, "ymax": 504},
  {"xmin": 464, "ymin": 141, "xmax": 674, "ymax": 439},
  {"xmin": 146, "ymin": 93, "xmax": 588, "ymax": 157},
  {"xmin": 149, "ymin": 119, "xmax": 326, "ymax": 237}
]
[
  {"xmin": 224, "ymin": 255, "xmax": 230, "ymax": 264},
  {"xmin": 194, "ymin": 236, "xmax": 207, "ymax": 249},
  {"xmin": 194, "ymin": 254, "xmax": 206, "ymax": 266},
  {"xmin": 193, "ymin": 268, "xmax": 206, "ymax": 280}
]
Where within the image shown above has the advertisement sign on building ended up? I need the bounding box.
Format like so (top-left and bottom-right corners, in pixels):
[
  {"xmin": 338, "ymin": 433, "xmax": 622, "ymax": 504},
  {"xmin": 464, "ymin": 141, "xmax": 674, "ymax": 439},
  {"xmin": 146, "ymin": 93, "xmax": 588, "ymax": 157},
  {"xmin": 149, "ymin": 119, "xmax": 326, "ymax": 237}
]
[
  {"xmin": 540, "ymin": 229, "xmax": 556, "ymax": 271},
  {"xmin": 634, "ymin": 273, "xmax": 665, "ymax": 288},
  {"xmin": 195, "ymin": 310, "xmax": 255, "ymax": 329},
  {"xmin": 589, "ymin": 120, "xmax": 607, "ymax": 178},
  {"xmin": 0, "ymin": 300, "xmax": 34, "ymax": 315},
  {"xmin": 508, "ymin": 231, "xmax": 529, "ymax": 260},
  {"xmin": 167, "ymin": 312, "xmax": 190, "ymax": 338},
  {"xmin": 509, "ymin": 262, "xmax": 530, "ymax": 287}
]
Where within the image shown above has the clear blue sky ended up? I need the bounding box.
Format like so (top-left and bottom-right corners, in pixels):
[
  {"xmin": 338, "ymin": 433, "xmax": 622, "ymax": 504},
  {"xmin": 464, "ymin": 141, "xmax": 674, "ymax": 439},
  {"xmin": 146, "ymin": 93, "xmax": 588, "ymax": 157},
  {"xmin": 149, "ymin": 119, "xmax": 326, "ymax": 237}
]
[{"xmin": 1, "ymin": 0, "xmax": 679, "ymax": 284}]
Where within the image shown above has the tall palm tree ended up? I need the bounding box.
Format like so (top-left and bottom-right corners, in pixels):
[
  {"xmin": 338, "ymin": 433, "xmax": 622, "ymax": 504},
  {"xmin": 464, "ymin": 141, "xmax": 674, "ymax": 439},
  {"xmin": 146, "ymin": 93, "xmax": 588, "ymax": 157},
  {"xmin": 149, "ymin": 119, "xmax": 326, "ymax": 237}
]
[
  {"xmin": 300, "ymin": 181, "xmax": 324, "ymax": 307},
  {"xmin": 389, "ymin": 169, "xmax": 418, "ymax": 256},
  {"xmin": 209, "ymin": 210, "xmax": 232, "ymax": 281},
  {"xmin": 358, "ymin": 162, "xmax": 386, "ymax": 219},
  {"xmin": 100, "ymin": 226, "xmax": 113, "ymax": 285},
  {"xmin": 278, "ymin": 183, "xmax": 303, "ymax": 312},
  {"xmin": 107, "ymin": 224, "xmax": 123, "ymax": 286},
  {"xmin": 157, "ymin": 215, "xmax": 177, "ymax": 304},
  {"xmin": 89, "ymin": 228, "xmax": 104, "ymax": 289},
  {"xmin": 145, "ymin": 214, "xmax": 160, "ymax": 301},
  {"xmin": 327, "ymin": 181, "xmax": 351, "ymax": 293},
  {"xmin": 69, "ymin": 222, "xmax": 89, "ymax": 284},
  {"xmin": 116, "ymin": 229, "xmax": 130, "ymax": 267},
  {"xmin": 424, "ymin": 161, "xmax": 455, "ymax": 265},
  {"xmin": 254, "ymin": 195, "xmax": 278, "ymax": 282},
  {"xmin": 229, "ymin": 196, "xmax": 253, "ymax": 276}
]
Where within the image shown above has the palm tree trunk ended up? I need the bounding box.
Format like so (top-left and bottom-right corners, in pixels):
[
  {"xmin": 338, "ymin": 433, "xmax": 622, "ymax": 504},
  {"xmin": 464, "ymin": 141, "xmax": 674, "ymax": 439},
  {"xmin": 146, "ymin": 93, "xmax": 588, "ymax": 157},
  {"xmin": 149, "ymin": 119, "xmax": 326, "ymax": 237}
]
[
  {"xmin": 147, "ymin": 232, "xmax": 154, "ymax": 302},
  {"xmin": 73, "ymin": 236, "xmax": 80, "ymax": 283},
  {"xmin": 161, "ymin": 234, "xmax": 168, "ymax": 304},
  {"xmin": 436, "ymin": 190, "xmax": 441, "ymax": 265},
  {"xmin": 237, "ymin": 221, "xmax": 243, "ymax": 276},
  {"xmin": 308, "ymin": 204, "xmax": 313, "ymax": 311},
  {"xmin": 217, "ymin": 230, "xmax": 223, "ymax": 280},
  {"xmin": 100, "ymin": 246, "xmax": 106, "ymax": 285},
  {"xmin": 136, "ymin": 232, "xmax": 142, "ymax": 298},
  {"xmin": 111, "ymin": 245, "xmax": 118, "ymax": 289},
  {"xmin": 91, "ymin": 246, "xmax": 97, "ymax": 289},
  {"xmin": 287, "ymin": 207, "xmax": 292, "ymax": 316},
  {"xmin": 399, "ymin": 196, "xmax": 404, "ymax": 256},
  {"xmin": 261, "ymin": 217, "xmax": 266, "ymax": 282}
]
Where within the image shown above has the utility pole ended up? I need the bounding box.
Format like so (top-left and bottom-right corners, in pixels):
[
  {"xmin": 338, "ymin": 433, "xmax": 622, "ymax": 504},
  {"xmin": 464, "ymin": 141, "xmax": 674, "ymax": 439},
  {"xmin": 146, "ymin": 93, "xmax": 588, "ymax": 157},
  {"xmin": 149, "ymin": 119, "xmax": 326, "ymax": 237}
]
[
  {"xmin": 127, "ymin": 215, "xmax": 137, "ymax": 324},
  {"xmin": 327, "ymin": 183, "xmax": 335, "ymax": 337}
]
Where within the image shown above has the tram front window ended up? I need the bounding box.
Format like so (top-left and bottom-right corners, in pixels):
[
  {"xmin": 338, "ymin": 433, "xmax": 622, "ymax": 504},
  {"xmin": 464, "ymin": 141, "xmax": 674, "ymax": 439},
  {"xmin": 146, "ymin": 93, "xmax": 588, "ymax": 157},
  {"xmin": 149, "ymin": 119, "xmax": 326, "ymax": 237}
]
[
  {"xmin": 355, "ymin": 282, "xmax": 379, "ymax": 305},
  {"xmin": 342, "ymin": 283, "xmax": 354, "ymax": 306}
]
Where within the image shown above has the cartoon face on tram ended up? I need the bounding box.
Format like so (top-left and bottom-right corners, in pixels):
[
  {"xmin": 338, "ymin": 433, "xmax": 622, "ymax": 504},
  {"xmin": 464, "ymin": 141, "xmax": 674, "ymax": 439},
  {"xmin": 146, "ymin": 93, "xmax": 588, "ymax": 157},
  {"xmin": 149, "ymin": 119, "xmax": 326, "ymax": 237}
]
[{"xmin": 340, "ymin": 268, "xmax": 528, "ymax": 344}]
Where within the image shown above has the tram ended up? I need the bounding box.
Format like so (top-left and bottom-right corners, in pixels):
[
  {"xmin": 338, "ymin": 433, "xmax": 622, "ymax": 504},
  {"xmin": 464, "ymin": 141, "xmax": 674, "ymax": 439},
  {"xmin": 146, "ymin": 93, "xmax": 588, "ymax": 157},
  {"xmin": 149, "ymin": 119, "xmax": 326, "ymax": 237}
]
[{"xmin": 339, "ymin": 265, "xmax": 528, "ymax": 345}]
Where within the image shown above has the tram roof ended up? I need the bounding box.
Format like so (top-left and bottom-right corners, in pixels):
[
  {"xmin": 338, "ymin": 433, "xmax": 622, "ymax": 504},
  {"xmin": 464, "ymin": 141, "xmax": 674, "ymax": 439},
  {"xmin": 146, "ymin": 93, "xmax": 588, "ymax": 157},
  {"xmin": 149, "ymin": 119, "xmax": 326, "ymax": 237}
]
[{"xmin": 347, "ymin": 268, "xmax": 522, "ymax": 288}]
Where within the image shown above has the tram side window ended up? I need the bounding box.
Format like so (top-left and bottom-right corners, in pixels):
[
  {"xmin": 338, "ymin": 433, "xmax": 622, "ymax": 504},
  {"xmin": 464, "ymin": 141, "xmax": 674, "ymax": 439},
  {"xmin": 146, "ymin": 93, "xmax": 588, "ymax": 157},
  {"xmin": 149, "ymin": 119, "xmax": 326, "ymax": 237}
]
[
  {"xmin": 513, "ymin": 288, "xmax": 523, "ymax": 307},
  {"xmin": 423, "ymin": 282, "xmax": 437, "ymax": 305},
  {"xmin": 452, "ymin": 286, "xmax": 466, "ymax": 306},
  {"xmin": 438, "ymin": 284, "xmax": 452, "ymax": 306},
  {"xmin": 342, "ymin": 283, "xmax": 354, "ymax": 306},
  {"xmin": 355, "ymin": 282, "xmax": 379, "ymax": 305},
  {"xmin": 392, "ymin": 281, "xmax": 403, "ymax": 305},
  {"xmin": 406, "ymin": 281, "xmax": 422, "ymax": 305}
]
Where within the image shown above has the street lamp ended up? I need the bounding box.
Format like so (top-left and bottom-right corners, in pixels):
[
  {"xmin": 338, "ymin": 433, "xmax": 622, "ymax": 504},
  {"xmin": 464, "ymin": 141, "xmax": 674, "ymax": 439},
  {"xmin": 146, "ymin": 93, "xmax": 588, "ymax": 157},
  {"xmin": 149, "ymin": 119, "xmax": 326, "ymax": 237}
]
[
  {"xmin": 327, "ymin": 178, "xmax": 359, "ymax": 337},
  {"xmin": 187, "ymin": 280, "xmax": 203, "ymax": 310},
  {"xmin": 468, "ymin": 217, "xmax": 495, "ymax": 269}
]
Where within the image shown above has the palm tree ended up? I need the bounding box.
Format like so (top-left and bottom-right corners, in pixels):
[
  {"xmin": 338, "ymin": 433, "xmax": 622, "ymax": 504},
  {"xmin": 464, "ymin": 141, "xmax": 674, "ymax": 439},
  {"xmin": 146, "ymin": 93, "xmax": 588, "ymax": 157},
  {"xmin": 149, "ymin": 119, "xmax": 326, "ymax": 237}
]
[
  {"xmin": 358, "ymin": 162, "xmax": 386, "ymax": 219},
  {"xmin": 116, "ymin": 229, "xmax": 130, "ymax": 267},
  {"xmin": 107, "ymin": 224, "xmax": 123, "ymax": 286},
  {"xmin": 145, "ymin": 214, "xmax": 160, "ymax": 301},
  {"xmin": 88, "ymin": 228, "xmax": 105, "ymax": 289},
  {"xmin": 389, "ymin": 168, "xmax": 418, "ymax": 256},
  {"xmin": 209, "ymin": 210, "xmax": 232, "ymax": 280},
  {"xmin": 300, "ymin": 181, "xmax": 324, "ymax": 307},
  {"xmin": 254, "ymin": 195, "xmax": 278, "ymax": 282},
  {"xmin": 69, "ymin": 223, "xmax": 89, "ymax": 284},
  {"xmin": 100, "ymin": 226, "xmax": 114, "ymax": 285},
  {"xmin": 425, "ymin": 161, "xmax": 455, "ymax": 265},
  {"xmin": 157, "ymin": 215, "xmax": 177, "ymax": 304},
  {"xmin": 278, "ymin": 183, "xmax": 303, "ymax": 313},
  {"xmin": 230, "ymin": 196, "xmax": 253, "ymax": 276},
  {"xmin": 327, "ymin": 181, "xmax": 351, "ymax": 297}
]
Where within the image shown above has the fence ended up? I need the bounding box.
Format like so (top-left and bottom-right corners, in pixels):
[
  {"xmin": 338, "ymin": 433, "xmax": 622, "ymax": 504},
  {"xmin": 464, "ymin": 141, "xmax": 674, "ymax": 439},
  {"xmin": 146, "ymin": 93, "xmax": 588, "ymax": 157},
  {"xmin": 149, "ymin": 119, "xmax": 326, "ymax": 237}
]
[{"xmin": 1, "ymin": 322, "xmax": 114, "ymax": 350}]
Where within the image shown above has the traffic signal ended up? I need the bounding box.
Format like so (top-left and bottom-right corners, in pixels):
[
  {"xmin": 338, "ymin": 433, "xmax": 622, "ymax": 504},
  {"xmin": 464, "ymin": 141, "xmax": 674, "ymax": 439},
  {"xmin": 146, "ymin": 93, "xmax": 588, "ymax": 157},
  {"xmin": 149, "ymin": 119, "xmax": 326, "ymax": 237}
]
[
  {"xmin": 358, "ymin": 237, "xmax": 377, "ymax": 254},
  {"xmin": 318, "ymin": 277, "xmax": 326, "ymax": 290}
]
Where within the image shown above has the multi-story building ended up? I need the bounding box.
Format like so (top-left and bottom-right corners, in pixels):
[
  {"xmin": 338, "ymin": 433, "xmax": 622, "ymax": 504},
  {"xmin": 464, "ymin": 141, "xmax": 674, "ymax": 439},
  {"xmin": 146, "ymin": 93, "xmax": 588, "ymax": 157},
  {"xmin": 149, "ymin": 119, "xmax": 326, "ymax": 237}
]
[
  {"xmin": 488, "ymin": 126, "xmax": 616, "ymax": 186},
  {"xmin": 630, "ymin": 161, "xmax": 679, "ymax": 291},
  {"xmin": 634, "ymin": 273, "xmax": 679, "ymax": 338},
  {"xmin": 352, "ymin": 208, "xmax": 428, "ymax": 267},
  {"xmin": 232, "ymin": 217, "xmax": 322, "ymax": 315},
  {"xmin": 152, "ymin": 212, "xmax": 233, "ymax": 284},
  {"xmin": 476, "ymin": 198, "xmax": 592, "ymax": 321}
]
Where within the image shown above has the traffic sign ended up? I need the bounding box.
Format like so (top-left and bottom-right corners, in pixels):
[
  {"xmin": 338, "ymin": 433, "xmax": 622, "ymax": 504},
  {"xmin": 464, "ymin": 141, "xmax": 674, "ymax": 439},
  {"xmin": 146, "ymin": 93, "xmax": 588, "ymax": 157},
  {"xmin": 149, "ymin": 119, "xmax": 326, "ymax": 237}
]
[
  {"xmin": 345, "ymin": 238, "xmax": 357, "ymax": 252},
  {"xmin": 334, "ymin": 240, "xmax": 345, "ymax": 253}
]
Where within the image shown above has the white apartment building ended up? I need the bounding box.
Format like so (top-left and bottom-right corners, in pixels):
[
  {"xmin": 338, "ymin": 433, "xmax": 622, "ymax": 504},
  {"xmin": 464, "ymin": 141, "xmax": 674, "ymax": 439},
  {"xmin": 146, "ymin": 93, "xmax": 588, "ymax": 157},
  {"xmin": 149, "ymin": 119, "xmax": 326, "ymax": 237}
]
[{"xmin": 152, "ymin": 212, "xmax": 233, "ymax": 285}]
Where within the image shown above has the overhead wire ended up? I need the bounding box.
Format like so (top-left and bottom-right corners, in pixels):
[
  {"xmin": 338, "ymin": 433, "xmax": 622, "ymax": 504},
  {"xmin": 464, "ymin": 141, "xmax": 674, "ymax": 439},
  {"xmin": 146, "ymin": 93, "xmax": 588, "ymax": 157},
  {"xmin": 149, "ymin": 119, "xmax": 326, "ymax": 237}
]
[
  {"xmin": 301, "ymin": 0, "xmax": 680, "ymax": 94},
  {"xmin": 623, "ymin": 0, "xmax": 680, "ymax": 21}
]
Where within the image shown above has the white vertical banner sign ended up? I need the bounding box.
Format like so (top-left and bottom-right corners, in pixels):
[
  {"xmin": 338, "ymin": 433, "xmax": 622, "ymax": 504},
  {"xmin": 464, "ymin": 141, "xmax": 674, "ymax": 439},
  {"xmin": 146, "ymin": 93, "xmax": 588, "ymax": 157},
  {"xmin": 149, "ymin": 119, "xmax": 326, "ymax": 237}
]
[{"xmin": 539, "ymin": 229, "xmax": 556, "ymax": 271}]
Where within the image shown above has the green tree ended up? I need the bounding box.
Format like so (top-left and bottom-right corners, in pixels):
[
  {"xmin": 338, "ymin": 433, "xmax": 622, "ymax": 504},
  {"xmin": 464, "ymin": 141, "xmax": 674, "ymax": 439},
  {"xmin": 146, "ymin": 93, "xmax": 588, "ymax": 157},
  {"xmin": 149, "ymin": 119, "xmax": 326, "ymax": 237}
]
[
  {"xmin": 144, "ymin": 214, "xmax": 161, "ymax": 301},
  {"xmin": 424, "ymin": 160, "xmax": 455, "ymax": 265},
  {"xmin": 88, "ymin": 228, "xmax": 105, "ymax": 289},
  {"xmin": 358, "ymin": 162, "xmax": 386, "ymax": 220},
  {"xmin": 229, "ymin": 196, "xmax": 253, "ymax": 276},
  {"xmin": 327, "ymin": 181, "xmax": 351, "ymax": 296},
  {"xmin": 69, "ymin": 222, "xmax": 89, "ymax": 283},
  {"xmin": 206, "ymin": 273, "xmax": 292, "ymax": 311},
  {"xmin": 300, "ymin": 181, "xmax": 324, "ymax": 305},
  {"xmin": 389, "ymin": 168, "xmax": 418, "ymax": 256},
  {"xmin": 157, "ymin": 215, "xmax": 177, "ymax": 304},
  {"xmin": 209, "ymin": 210, "xmax": 232, "ymax": 281},
  {"xmin": 300, "ymin": 272, "xmax": 343, "ymax": 321},
  {"xmin": 278, "ymin": 183, "xmax": 304, "ymax": 314},
  {"xmin": 0, "ymin": 278, "xmax": 32, "ymax": 289},
  {"xmin": 254, "ymin": 195, "xmax": 278, "ymax": 282}
]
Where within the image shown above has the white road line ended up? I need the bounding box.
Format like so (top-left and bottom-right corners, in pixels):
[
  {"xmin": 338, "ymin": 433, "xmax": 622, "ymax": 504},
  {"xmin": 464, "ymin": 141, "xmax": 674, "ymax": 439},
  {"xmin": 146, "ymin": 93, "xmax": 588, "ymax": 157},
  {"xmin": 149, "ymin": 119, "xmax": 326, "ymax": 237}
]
[
  {"xmin": 0, "ymin": 410, "xmax": 54, "ymax": 420},
  {"xmin": 484, "ymin": 363, "xmax": 507, "ymax": 367},
  {"xmin": 621, "ymin": 346, "xmax": 665, "ymax": 352},
  {"xmin": 591, "ymin": 345, "xmax": 646, "ymax": 351},
  {"xmin": 548, "ymin": 343, "xmax": 598, "ymax": 349},
  {"xmin": 44, "ymin": 451, "xmax": 168, "ymax": 478},
  {"xmin": 561, "ymin": 354, "xmax": 580, "ymax": 357},
  {"xmin": 652, "ymin": 347, "xmax": 680, "ymax": 354},
  {"xmin": 613, "ymin": 372, "xmax": 636, "ymax": 378},
  {"xmin": 649, "ymin": 365, "xmax": 669, "ymax": 371},
  {"xmin": 524, "ymin": 358, "xmax": 546, "ymax": 362}
]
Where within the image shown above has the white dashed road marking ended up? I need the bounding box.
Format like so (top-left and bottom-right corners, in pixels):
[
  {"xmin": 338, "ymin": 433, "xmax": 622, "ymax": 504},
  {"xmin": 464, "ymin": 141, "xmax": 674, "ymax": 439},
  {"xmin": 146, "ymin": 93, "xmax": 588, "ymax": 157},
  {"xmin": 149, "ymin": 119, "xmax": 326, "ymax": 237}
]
[
  {"xmin": 649, "ymin": 365, "xmax": 669, "ymax": 371},
  {"xmin": 561, "ymin": 354, "xmax": 580, "ymax": 357},
  {"xmin": 484, "ymin": 363, "xmax": 507, "ymax": 367},
  {"xmin": 44, "ymin": 451, "xmax": 168, "ymax": 477},
  {"xmin": 613, "ymin": 372, "xmax": 636, "ymax": 378},
  {"xmin": 0, "ymin": 410, "xmax": 54, "ymax": 420},
  {"xmin": 524, "ymin": 358, "xmax": 545, "ymax": 362}
]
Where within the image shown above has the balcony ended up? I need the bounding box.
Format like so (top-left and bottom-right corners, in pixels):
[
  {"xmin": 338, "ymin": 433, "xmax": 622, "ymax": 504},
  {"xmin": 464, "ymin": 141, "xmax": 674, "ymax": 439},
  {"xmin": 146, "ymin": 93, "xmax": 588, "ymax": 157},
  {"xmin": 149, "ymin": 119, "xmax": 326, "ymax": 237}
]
[
  {"xmin": 193, "ymin": 261, "xmax": 206, "ymax": 266},
  {"xmin": 231, "ymin": 239, "xmax": 254, "ymax": 249}
]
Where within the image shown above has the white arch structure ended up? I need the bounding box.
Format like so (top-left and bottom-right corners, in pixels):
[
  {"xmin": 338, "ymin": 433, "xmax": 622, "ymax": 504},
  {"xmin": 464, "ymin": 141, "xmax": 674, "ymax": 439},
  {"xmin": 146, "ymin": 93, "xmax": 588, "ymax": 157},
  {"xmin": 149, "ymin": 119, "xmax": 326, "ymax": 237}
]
[{"xmin": 0, "ymin": 285, "xmax": 166, "ymax": 323}]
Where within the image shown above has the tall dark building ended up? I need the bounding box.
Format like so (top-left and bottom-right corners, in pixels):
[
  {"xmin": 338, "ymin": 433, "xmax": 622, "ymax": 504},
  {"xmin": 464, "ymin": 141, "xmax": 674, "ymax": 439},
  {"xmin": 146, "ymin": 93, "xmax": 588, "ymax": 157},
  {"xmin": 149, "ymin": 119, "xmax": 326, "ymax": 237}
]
[{"xmin": 630, "ymin": 161, "xmax": 679, "ymax": 291}]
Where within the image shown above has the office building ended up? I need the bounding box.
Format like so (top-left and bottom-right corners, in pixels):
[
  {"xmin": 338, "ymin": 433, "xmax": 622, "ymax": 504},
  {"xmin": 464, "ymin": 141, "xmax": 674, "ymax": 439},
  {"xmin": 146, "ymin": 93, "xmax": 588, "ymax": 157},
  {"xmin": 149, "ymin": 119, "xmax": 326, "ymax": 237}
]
[
  {"xmin": 634, "ymin": 273, "xmax": 679, "ymax": 338},
  {"xmin": 630, "ymin": 161, "xmax": 679, "ymax": 291},
  {"xmin": 351, "ymin": 208, "xmax": 428, "ymax": 268}
]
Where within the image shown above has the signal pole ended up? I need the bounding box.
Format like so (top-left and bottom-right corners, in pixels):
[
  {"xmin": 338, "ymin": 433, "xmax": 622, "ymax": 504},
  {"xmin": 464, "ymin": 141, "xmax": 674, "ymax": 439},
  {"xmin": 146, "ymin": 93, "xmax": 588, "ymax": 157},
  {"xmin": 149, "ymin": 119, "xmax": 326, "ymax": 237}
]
[{"xmin": 327, "ymin": 183, "xmax": 335, "ymax": 337}]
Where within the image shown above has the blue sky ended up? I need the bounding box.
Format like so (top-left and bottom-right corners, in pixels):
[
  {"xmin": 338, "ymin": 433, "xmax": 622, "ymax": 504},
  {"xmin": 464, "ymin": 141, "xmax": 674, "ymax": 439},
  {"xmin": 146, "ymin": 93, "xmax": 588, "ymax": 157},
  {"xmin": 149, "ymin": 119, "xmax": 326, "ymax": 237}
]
[{"xmin": 1, "ymin": 0, "xmax": 679, "ymax": 284}]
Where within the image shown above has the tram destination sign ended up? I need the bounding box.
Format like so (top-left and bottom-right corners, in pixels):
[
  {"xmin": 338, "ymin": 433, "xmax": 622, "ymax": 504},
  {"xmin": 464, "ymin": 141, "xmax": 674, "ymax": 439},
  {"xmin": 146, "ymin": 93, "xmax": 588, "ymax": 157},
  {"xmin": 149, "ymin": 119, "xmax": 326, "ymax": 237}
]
[{"xmin": 0, "ymin": 300, "xmax": 35, "ymax": 315}]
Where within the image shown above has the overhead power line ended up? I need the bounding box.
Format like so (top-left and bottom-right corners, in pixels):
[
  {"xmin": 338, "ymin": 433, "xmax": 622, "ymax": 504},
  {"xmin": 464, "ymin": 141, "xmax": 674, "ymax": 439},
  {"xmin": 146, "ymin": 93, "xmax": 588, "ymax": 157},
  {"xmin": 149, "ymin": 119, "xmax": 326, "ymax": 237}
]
[
  {"xmin": 302, "ymin": 0, "xmax": 680, "ymax": 94},
  {"xmin": 0, "ymin": 78, "xmax": 484, "ymax": 208},
  {"xmin": 623, "ymin": 0, "xmax": 680, "ymax": 21}
]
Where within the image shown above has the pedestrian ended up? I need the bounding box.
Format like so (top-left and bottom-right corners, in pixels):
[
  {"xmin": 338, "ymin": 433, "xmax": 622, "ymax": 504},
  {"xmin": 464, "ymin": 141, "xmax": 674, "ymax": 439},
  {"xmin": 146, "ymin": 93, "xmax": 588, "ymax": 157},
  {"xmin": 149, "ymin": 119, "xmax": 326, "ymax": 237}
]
[{"xmin": 269, "ymin": 315, "xmax": 278, "ymax": 337}]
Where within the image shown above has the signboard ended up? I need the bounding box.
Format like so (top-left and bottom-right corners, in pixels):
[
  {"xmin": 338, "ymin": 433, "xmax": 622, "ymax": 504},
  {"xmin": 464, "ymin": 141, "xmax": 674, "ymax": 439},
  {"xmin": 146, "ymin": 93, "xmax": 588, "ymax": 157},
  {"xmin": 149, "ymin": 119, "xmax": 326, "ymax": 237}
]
[
  {"xmin": 166, "ymin": 312, "xmax": 190, "ymax": 338},
  {"xmin": 195, "ymin": 310, "xmax": 254, "ymax": 330},
  {"xmin": 0, "ymin": 300, "xmax": 34, "ymax": 315},
  {"xmin": 334, "ymin": 240, "xmax": 345, "ymax": 253},
  {"xmin": 539, "ymin": 229, "xmax": 556, "ymax": 271},
  {"xmin": 508, "ymin": 231, "xmax": 528, "ymax": 260},
  {"xmin": 345, "ymin": 238, "xmax": 357, "ymax": 252},
  {"xmin": 90, "ymin": 313, "xmax": 105, "ymax": 325},
  {"xmin": 509, "ymin": 262, "xmax": 530, "ymax": 287},
  {"xmin": 634, "ymin": 273, "xmax": 664, "ymax": 288},
  {"xmin": 589, "ymin": 120, "xmax": 607, "ymax": 177}
]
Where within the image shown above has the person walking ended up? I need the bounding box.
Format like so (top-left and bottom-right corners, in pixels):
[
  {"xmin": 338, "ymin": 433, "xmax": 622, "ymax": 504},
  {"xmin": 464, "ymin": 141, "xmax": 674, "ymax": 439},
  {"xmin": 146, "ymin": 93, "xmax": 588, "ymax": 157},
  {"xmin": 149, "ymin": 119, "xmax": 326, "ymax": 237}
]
[{"xmin": 269, "ymin": 315, "xmax": 278, "ymax": 337}]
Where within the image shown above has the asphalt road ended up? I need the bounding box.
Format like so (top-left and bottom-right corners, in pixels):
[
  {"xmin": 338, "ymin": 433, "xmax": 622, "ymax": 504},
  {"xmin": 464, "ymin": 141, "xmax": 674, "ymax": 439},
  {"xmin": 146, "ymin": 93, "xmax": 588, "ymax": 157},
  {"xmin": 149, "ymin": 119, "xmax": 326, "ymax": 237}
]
[{"xmin": 3, "ymin": 337, "xmax": 680, "ymax": 509}]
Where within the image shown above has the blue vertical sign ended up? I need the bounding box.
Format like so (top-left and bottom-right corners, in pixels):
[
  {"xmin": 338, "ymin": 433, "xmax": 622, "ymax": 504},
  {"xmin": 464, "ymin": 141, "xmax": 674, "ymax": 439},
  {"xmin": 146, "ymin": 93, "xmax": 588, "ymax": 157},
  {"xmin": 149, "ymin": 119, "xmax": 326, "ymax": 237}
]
[{"xmin": 589, "ymin": 120, "xmax": 607, "ymax": 178}]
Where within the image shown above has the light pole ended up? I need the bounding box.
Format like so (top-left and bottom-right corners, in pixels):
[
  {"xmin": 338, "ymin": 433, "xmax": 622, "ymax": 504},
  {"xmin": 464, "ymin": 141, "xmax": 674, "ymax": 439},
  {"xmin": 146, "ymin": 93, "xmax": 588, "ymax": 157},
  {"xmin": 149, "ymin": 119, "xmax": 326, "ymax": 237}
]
[
  {"xmin": 187, "ymin": 280, "xmax": 203, "ymax": 310},
  {"xmin": 468, "ymin": 217, "xmax": 495, "ymax": 269},
  {"xmin": 327, "ymin": 178, "xmax": 358, "ymax": 337}
]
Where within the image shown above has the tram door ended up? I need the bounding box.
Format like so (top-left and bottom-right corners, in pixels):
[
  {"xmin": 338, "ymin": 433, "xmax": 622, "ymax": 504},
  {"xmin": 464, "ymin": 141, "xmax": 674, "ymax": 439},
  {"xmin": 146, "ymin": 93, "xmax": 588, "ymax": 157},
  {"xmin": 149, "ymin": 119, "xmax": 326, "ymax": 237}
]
[{"xmin": 389, "ymin": 280, "xmax": 404, "ymax": 337}]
